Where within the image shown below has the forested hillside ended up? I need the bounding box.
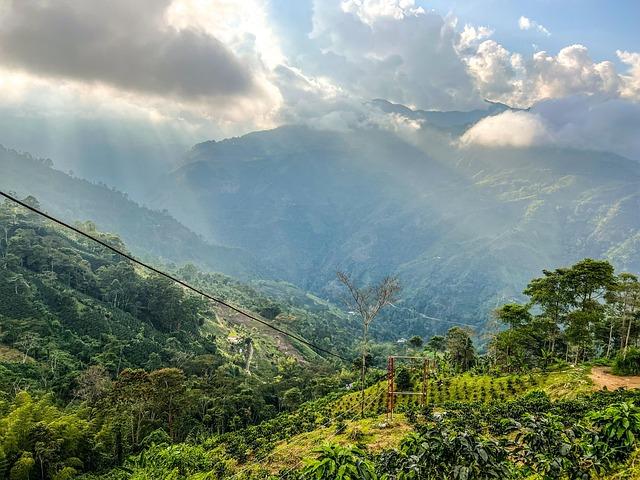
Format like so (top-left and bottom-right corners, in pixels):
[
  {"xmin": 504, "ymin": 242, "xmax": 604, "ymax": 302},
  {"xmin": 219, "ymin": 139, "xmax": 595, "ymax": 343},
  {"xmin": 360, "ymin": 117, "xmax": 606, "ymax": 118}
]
[
  {"xmin": 0, "ymin": 146, "xmax": 268, "ymax": 279},
  {"xmin": 0, "ymin": 196, "xmax": 367, "ymax": 478},
  {"xmin": 3, "ymin": 193, "xmax": 640, "ymax": 479},
  {"xmin": 149, "ymin": 120, "xmax": 640, "ymax": 341}
]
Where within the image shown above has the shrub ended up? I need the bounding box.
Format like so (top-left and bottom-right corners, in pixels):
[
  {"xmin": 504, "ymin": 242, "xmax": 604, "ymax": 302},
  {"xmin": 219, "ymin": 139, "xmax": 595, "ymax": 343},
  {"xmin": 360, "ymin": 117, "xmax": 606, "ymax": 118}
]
[
  {"xmin": 588, "ymin": 402, "xmax": 640, "ymax": 460},
  {"xmin": 613, "ymin": 349, "xmax": 640, "ymax": 376},
  {"xmin": 302, "ymin": 444, "xmax": 377, "ymax": 480}
]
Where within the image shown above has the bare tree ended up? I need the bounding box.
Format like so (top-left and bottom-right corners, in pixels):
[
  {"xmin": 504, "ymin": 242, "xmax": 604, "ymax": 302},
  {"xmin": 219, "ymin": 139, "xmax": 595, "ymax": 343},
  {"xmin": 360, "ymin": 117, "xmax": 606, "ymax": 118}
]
[
  {"xmin": 14, "ymin": 332, "xmax": 43, "ymax": 364},
  {"xmin": 337, "ymin": 271, "xmax": 400, "ymax": 417}
]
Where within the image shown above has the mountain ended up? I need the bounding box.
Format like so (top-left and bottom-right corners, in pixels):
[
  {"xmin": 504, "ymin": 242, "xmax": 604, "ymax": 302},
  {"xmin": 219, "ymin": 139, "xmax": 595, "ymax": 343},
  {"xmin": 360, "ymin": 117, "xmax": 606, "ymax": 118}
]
[
  {"xmin": 369, "ymin": 98, "xmax": 515, "ymax": 131},
  {"xmin": 148, "ymin": 114, "xmax": 640, "ymax": 339},
  {"xmin": 0, "ymin": 145, "xmax": 271, "ymax": 279}
]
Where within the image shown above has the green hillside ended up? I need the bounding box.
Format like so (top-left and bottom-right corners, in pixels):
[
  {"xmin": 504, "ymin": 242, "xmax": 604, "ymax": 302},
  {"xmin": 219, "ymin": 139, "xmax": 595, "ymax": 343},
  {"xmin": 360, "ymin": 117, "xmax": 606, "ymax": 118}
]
[
  {"xmin": 0, "ymin": 145, "xmax": 268, "ymax": 279},
  {"xmin": 148, "ymin": 124, "xmax": 640, "ymax": 343}
]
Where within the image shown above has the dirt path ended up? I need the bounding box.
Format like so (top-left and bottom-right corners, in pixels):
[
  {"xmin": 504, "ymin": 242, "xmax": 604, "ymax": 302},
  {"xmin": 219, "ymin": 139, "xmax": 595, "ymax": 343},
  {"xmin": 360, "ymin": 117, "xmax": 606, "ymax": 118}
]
[{"xmin": 590, "ymin": 367, "xmax": 640, "ymax": 390}]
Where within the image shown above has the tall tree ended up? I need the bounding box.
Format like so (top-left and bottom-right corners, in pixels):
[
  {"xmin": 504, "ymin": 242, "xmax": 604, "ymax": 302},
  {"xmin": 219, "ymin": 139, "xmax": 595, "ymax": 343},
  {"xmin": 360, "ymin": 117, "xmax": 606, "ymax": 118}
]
[
  {"xmin": 446, "ymin": 327, "xmax": 476, "ymax": 372},
  {"xmin": 524, "ymin": 268, "xmax": 571, "ymax": 355},
  {"xmin": 610, "ymin": 273, "xmax": 640, "ymax": 357},
  {"xmin": 336, "ymin": 271, "xmax": 400, "ymax": 417},
  {"xmin": 565, "ymin": 259, "xmax": 616, "ymax": 361}
]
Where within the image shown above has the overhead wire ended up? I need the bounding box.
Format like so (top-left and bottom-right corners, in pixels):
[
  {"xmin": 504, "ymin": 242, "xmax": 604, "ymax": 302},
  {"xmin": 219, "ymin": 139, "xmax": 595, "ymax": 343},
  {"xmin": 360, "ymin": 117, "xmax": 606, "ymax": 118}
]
[
  {"xmin": 389, "ymin": 303, "xmax": 478, "ymax": 329},
  {"xmin": 0, "ymin": 190, "xmax": 349, "ymax": 362}
]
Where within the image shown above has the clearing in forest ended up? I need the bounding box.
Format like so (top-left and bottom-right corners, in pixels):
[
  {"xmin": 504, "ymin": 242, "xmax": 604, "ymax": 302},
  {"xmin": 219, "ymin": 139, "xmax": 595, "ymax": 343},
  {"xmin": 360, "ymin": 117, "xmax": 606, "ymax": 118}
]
[{"xmin": 590, "ymin": 367, "xmax": 640, "ymax": 390}]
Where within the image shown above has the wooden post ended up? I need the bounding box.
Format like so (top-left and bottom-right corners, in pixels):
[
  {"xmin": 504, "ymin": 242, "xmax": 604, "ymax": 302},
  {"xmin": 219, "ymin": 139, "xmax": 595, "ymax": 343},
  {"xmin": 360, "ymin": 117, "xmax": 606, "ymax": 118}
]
[
  {"xmin": 387, "ymin": 356, "xmax": 395, "ymax": 420},
  {"xmin": 421, "ymin": 358, "xmax": 428, "ymax": 406}
]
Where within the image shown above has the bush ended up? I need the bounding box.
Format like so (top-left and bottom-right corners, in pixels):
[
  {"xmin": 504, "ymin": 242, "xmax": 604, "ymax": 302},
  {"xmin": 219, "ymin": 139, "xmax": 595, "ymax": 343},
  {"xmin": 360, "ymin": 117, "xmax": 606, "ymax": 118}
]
[
  {"xmin": 613, "ymin": 348, "xmax": 640, "ymax": 376},
  {"xmin": 588, "ymin": 357, "xmax": 613, "ymax": 367}
]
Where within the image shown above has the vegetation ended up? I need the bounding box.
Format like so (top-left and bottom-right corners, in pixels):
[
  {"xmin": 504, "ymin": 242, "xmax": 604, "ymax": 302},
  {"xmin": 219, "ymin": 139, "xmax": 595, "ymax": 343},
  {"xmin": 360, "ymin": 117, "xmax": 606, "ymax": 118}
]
[
  {"xmin": 336, "ymin": 271, "xmax": 400, "ymax": 417},
  {"xmin": 3, "ymin": 194, "xmax": 640, "ymax": 479},
  {"xmin": 491, "ymin": 259, "xmax": 640, "ymax": 372},
  {"xmin": 0, "ymin": 197, "xmax": 357, "ymax": 478}
]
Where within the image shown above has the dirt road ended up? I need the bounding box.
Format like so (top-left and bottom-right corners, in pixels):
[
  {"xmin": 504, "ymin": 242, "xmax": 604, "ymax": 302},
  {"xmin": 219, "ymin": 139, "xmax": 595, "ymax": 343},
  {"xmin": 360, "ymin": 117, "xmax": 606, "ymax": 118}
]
[{"xmin": 590, "ymin": 367, "xmax": 640, "ymax": 390}]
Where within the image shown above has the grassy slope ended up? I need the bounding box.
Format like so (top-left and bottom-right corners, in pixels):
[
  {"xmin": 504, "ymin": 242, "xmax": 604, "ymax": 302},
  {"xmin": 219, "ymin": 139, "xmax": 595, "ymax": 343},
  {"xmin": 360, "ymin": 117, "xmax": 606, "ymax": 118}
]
[
  {"xmin": 0, "ymin": 345, "xmax": 33, "ymax": 363},
  {"xmin": 239, "ymin": 366, "xmax": 596, "ymax": 476},
  {"xmin": 240, "ymin": 415, "xmax": 412, "ymax": 476}
]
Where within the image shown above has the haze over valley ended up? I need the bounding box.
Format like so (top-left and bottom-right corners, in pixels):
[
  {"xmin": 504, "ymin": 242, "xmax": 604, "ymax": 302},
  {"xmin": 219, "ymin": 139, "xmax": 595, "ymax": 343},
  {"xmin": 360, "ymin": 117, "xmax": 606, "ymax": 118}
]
[{"xmin": 1, "ymin": 1, "xmax": 640, "ymax": 479}]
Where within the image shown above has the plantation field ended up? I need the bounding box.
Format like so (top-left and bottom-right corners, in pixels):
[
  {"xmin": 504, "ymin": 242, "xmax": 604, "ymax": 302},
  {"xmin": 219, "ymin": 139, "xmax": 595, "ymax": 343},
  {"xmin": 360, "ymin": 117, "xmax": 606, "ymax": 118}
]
[
  {"xmin": 335, "ymin": 366, "xmax": 596, "ymax": 414},
  {"xmin": 241, "ymin": 414, "xmax": 412, "ymax": 475}
]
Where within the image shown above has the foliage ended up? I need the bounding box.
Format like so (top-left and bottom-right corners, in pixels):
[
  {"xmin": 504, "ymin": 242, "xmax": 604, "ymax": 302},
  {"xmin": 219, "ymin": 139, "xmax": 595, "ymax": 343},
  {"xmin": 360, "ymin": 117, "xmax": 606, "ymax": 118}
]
[
  {"xmin": 301, "ymin": 444, "xmax": 377, "ymax": 480},
  {"xmin": 614, "ymin": 349, "xmax": 640, "ymax": 376},
  {"xmin": 492, "ymin": 259, "xmax": 639, "ymax": 373}
]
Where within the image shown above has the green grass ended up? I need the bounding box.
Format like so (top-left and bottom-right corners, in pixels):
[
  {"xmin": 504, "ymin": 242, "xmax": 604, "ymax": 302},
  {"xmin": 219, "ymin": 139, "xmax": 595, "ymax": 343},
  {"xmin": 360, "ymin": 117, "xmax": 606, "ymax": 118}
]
[{"xmin": 540, "ymin": 365, "xmax": 594, "ymax": 399}]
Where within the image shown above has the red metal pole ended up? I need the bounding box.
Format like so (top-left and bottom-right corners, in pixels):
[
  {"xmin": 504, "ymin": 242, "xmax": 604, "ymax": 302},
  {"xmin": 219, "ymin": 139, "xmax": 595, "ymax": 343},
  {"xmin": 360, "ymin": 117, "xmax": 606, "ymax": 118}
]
[{"xmin": 387, "ymin": 356, "xmax": 395, "ymax": 420}]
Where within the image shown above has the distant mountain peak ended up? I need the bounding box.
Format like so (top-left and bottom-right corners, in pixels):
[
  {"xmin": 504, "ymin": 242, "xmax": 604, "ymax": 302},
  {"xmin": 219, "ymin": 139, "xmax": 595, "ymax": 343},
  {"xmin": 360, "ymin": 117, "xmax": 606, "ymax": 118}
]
[{"xmin": 368, "ymin": 98, "xmax": 519, "ymax": 128}]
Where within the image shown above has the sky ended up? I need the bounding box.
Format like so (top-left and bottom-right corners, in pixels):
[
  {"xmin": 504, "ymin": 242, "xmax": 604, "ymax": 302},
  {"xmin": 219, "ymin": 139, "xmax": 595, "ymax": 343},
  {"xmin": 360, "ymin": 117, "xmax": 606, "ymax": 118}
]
[{"xmin": 0, "ymin": 0, "xmax": 639, "ymax": 179}]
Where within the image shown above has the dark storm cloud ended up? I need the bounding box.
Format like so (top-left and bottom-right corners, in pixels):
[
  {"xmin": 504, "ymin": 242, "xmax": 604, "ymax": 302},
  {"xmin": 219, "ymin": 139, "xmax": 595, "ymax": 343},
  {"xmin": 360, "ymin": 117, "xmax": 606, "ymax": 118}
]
[{"xmin": 0, "ymin": 0, "xmax": 255, "ymax": 101}]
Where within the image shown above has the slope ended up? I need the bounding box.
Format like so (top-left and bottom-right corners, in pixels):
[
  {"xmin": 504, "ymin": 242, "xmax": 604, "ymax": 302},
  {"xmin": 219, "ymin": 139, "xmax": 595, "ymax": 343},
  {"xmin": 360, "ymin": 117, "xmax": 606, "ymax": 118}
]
[
  {"xmin": 149, "ymin": 119, "xmax": 640, "ymax": 339},
  {"xmin": 0, "ymin": 195, "xmax": 348, "ymax": 400},
  {"xmin": 0, "ymin": 145, "xmax": 270, "ymax": 280}
]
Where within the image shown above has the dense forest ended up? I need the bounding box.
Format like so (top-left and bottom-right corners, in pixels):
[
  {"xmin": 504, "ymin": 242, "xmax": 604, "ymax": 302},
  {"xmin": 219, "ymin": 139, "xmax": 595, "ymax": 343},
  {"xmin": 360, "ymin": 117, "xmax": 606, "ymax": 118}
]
[{"xmin": 2, "ymin": 196, "xmax": 640, "ymax": 479}]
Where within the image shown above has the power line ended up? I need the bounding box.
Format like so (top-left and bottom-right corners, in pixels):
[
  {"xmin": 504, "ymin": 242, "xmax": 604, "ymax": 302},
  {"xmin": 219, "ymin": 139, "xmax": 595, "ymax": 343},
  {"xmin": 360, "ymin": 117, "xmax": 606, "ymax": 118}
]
[
  {"xmin": 0, "ymin": 190, "xmax": 349, "ymax": 362},
  {"xmin": 389, "ymin": 303, "xmax": 478, "ymax": 329}
]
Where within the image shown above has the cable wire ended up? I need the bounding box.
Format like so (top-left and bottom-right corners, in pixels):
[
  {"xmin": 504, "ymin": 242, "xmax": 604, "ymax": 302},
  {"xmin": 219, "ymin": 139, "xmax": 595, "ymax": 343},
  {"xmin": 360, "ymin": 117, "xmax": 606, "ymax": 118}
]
[
  {"xmin": 0, "ymin": 190, "xmax": 349, "ymax": 362},
  {"xmin": 389, "ymin": 303, "xmax": 478, "ymax": 329}
]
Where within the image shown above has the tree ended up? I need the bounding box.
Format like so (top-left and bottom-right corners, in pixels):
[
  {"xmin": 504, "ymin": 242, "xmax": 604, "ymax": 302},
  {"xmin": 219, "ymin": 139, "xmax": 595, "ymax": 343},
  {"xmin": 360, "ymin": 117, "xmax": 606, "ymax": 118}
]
[
  {"xmin": 524, "ymin": 268, "xmax": 571, "ymax": 356},
  {"xmin": 609, "ymin": 273, "xmax": 640, "ymax": 357},
  {"xmin": 408, "ymin": 335, "xmax": 423, "ymax": 349},
  {"xmin": 523, "ymin": 259, "xmax": 617, "ymax": 363},
  {"xmin": 74, "ymin": 365, "xmax": 112, "ymax": 404},
  {"xmin": 148, "ymin": 368, "xmax": 187, "ymax": 442},
  {"xmin": 396, "ymin": 367, "xmax": 412, "ymax": 391},
  {"xmin": 492, "ymin": 304, "xmax": 540, "ymax": 371},
  {"xmin": 336, "ymin": 271, "xmax": 400, "ymax": 417},
  {"xmin": 14, "ymin": 332, "xmax": 43, "ymax": 363},
  {"xmin": 446, "ymin": 327, "xmax": 476, "ymax": 372},
  {"xmin": 426, "ymin": 335, "xmax": 446, "ymax": 352},
  {"xmin": 494, "ymin": 304, "xmax": 532, "ymax": 329}
]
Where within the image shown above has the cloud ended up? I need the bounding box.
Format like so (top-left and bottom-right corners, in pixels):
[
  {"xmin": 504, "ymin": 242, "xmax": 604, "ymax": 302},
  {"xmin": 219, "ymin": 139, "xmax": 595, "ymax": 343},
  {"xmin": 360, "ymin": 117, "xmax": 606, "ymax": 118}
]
[
  {"xmin": 307, "ymin": 0, "xmax": 485, "ymax": 111},
  {"xmin": 457, "ymin": 24, "xmax": 494, "ymax": 52},
  {"xmin": 518, "ymin": 16, "xmax": 550, "ymax": 36},
  {"xmin": 617, "ymin": 50, "xmax": 640, "ymax": 100},
  {"xmin": 1, "ymin": 0, "xmax": 639, "ymax": 146},
  {"xmin": 463, "ymin": 42, "xmax": 626, "ymax": 107},
  {"xmin": 464, "ymin": 40, "xmax": 525, "ymax": 99},
  {"xmin": 460, "ymin": 110, "xmax": 552, "ymax": 148},
  {"xmin": 0, "ymin": 0, "xmax": 281, "ymax": 120},
  {"xmin": 532, "ymin": 95, "xmax": 640, "ymax": 160},
  {"xmin": 460, "ymin": 95, "xmax": 640, "ymax": 161},
  {"xmin": 340, "ymin": 0, "xmax": 426, "ymax": 25}
]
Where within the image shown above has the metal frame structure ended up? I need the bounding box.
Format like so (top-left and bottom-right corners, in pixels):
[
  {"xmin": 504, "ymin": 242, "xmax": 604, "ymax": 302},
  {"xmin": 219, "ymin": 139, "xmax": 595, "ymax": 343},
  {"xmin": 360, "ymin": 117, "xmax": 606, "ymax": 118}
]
[{"xmin": 386, "ymin": 355, "xmax": 437, "ymax": 419}]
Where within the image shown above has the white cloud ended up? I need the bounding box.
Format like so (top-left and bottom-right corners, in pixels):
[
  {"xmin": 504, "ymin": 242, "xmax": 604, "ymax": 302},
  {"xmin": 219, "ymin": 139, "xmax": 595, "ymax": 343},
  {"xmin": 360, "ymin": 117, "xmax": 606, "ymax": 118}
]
[
  {"xmin": 308, "ymin": 0, "xmax": 485, "ymax": 111},
  {"xmin": 617, "ymin": 50, "xmax": 640, "ymax": 100},
  {"xmin": 460, "ymin": 110, "xmax": 552, "ymax": 148},
  {"xmin": 463, "ymin": 42, "xmax": 627, "ymax": 107},
  {"xmin": 518, "ymin": 16, "xmax": 550, "ymax": 36},
  {"xmin": 340, "ymin": 0, "xmax": 425, "ymax": 25},
  {"xmin": 464, "ymin": 40, "xmax": 525, "ymax": 99},
  {"xmin": 457, "ymin": 24, "xmax": 494, "ymax": 52},
  {"xmin": 459, "ymin": 95, "xmax": 640, "ymax": 161}
]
